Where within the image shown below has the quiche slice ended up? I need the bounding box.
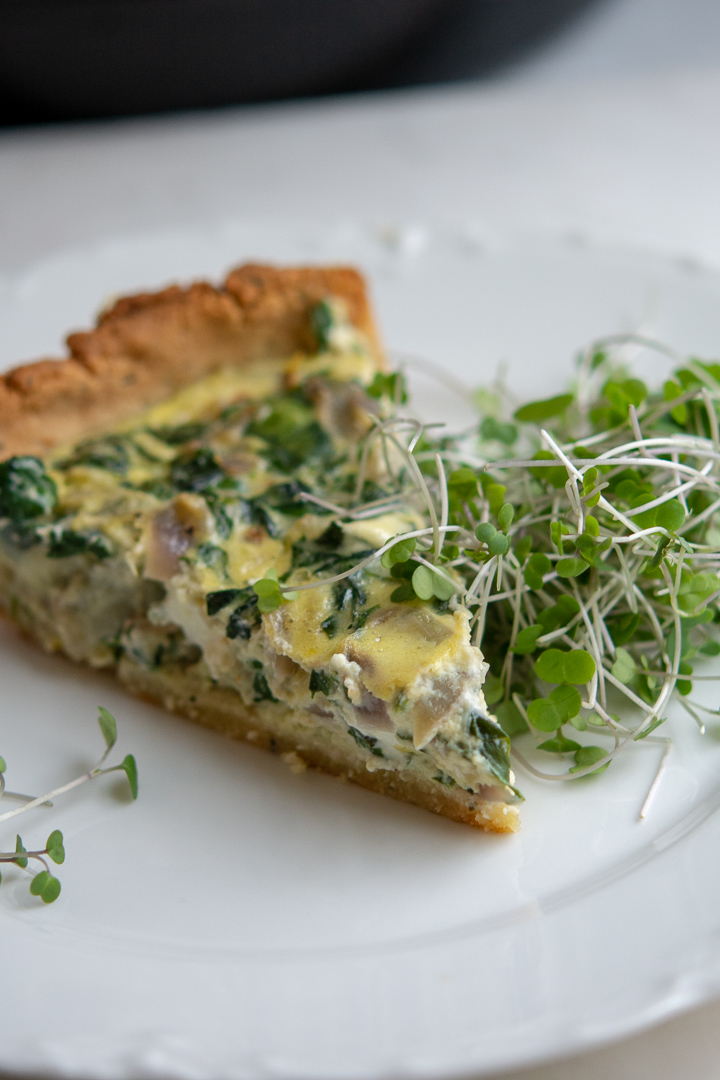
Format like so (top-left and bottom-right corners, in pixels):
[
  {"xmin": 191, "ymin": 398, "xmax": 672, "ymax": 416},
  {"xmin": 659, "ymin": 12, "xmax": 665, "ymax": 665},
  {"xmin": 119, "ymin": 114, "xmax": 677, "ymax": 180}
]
[{"xmin": 0, "ymin": 264, "xmax": 520, "ymax": 832}]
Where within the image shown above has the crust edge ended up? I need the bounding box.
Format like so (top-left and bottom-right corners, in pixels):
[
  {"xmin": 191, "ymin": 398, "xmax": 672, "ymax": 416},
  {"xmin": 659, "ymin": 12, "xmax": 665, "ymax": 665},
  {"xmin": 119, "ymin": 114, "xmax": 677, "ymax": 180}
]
[{"xmin": 0, "ymin": 264, "xmax": 383, "ymax": 458}]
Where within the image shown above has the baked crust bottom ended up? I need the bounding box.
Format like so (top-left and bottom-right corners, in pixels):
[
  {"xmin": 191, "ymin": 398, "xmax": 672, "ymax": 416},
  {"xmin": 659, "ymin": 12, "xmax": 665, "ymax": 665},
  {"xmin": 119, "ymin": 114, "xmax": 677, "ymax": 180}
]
[
  {"xmin": 0, "ymin": 587, "xmax": 518, "ymax": 833},
  {"xmin": 117, "ymin": 656, "xmax": 520, "ymax": 834}
]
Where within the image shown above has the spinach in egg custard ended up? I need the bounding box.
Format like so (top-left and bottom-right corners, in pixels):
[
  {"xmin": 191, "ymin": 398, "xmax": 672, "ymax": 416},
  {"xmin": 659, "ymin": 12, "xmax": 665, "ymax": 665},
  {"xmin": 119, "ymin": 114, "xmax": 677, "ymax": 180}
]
[{"xmin": 0, "ymin": 265, "xmax": 520, "ymax": 832}]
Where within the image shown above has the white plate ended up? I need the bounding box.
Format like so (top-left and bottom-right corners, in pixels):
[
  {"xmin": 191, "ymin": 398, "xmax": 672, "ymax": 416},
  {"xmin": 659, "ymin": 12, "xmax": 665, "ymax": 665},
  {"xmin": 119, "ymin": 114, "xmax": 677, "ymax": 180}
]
[{"xmin": 2, "ymin": 222, "xmax": 720, "ymax": 1080}]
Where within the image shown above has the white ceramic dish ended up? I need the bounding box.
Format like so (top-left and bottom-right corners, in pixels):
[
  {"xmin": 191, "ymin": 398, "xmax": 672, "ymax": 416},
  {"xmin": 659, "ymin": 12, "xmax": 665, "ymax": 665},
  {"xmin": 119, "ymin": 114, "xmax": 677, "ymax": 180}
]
[{"xmin": 2, "ymin": 222, "xmax": 720, "ymax": 1080}]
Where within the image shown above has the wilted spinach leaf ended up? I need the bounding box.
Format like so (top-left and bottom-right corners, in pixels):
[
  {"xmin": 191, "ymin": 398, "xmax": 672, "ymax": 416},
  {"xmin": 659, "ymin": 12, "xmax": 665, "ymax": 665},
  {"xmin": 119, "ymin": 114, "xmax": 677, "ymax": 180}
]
[
  {"xmin": 247, "ymin": 396, "xmax": 332, "ymax": 471},
  {"xmin": 195, "ymin": 542, "xmax": 228, "ymax": 576},
  {"xmin": 47, "ymin": 528, "xmax": 113, "ymax": 559},
  {"xmin": 252, "ymin": 671, "xmax": 278, "ymax": 702},
  {"xmin": 0, "ymin": 456, "xmax": 57, "ymax": 521},
  {"xmin": 309, "ymin": 669, "xmax": 338, "ymax": 697},
  {"xmin": 468, "ymin": 712, "xmax": 520, "ymax": 795},
  {"xmin": 348, "ymin": 726, "xmax": 383, "ymax": 757},
  {"xmin": 61, "ymin": 437, "xmax": 129, "ymax": 475},
  {"xmin": 170, "ymin": 448, "xmax": 225, "ymax": 492},
  {"xmin": 311, "ymin": 299, "xmax": 336, "ymax": 351},
  {"xmin": 225, "ymin": 588, "xmax": 260, "ymax": 640},
  {"xmin": 150, "ymin": 422, "xmax": 209, "ymax": 445},
  {"xmin": 334, "ymin": 574, "xmax": 366, "ymax": 615},
  {"xmin": 206, "ymin": 588, "xmax": 242, "ymax": 616}
]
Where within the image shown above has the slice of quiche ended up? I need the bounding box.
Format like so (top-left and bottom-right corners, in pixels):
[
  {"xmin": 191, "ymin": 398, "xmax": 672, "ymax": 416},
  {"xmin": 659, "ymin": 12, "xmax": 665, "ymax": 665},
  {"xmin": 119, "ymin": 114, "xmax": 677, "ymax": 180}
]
[{"xmin": 0, "ymin": 264, "xmax": 520, "ymax": 832}]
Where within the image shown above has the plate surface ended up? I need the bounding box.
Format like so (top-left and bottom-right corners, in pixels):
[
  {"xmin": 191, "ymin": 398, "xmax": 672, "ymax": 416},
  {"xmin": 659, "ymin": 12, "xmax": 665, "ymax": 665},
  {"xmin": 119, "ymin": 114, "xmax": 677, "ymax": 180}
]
[{"xmin": 2, "ymin": 222, "xmax": 720, "ymax": 1079}]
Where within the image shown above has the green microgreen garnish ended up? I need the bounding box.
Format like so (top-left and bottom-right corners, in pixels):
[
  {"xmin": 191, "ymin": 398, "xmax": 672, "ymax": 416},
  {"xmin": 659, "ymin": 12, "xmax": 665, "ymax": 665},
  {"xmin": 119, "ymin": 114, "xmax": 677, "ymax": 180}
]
[
  {"xmin": 253, "ymin": 568, "xmax": 298, "ymax": 612},
  {"xmin": 253, "ymin": 334, "xmax": 720, "ymax": 818},
  {"xmin": 0, "ymin": 707, "xmax": 138, "ymax": 904}
]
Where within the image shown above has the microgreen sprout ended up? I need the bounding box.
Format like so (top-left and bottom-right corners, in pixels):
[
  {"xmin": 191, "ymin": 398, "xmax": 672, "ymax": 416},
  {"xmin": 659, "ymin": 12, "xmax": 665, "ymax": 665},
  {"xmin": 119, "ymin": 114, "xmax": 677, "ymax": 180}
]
[
  {"xmin": 256, "ymin": 338, "xmax": 720, "ymax": 817},
  {"xmin": 0, "ymin": 707, "xmax": 137, "ymax": 903}
]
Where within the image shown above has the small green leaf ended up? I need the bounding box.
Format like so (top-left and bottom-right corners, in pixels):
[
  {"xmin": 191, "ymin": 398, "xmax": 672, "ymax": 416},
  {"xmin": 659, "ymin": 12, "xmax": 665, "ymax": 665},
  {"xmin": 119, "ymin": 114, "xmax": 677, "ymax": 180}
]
[
  {"xmin": 0, "ymin": 756, "xmax": 6, "ymax": 774},
  {"xmin": 611, "ymin": 647, "xmax": 637, "ymax": 685},
  {"xmin": 97, "ymin": 706, "xmax": 118, "ymax": 751},
  {"xmin": 411, "ymin": 564, "xmax": 455, "ymax": 602},
  {"xmin": 537, "ymin": 594, "xmax": 580, "ymax": 632},
  {"xmin": 570, "ymin": 745, "xmax": 610, "ymax": 775},
  {"xmin": 664, "ymin": 379, "xmax": 688, "ymax": 424},
  {"xmin": 482, "ymin": 673, "xmax": 504, "ymax": 706},
  {"xmin": 514, "ymin": 394, "xmax": 574, "ymax": 423},
  {"xmin": 494, "ymin": 700, "xmax": 529, "ymax": 738},
  {"xmin": 602, "ymin": 377, "xmax": 647, "ymax": 416},
  {"xmin": 550, "ymin": 521, "xmax": 570, "ymax": 552},
  {"xmin": 486, "ymin": 484, "xmax": 506, "ymax": 516},
  {"xmin": 40, "ymin": 875, "xmax": 62, "ymax": 904},
  {"xmin": 610, "ymin": 612, "xmax": 640, "ymax": 646},
  {"xmin": 46, "ymin": 829, "xmax": 65, "ymax": 865},
  {"xmin": 556, "ymin": 557, "xmax": 589, "ymax": 578},
  {"xmin": 531, "ymin": 451, "xmax": 568, "ymax": 488},
  {"xmin": 447, "ymin": 468, "xmax": 479, "ymax": 506},
  {"xmin": 475, "ymin": 522, "xmax": 497, "ymax": 544},
  {"xmin": 30, "ymin": 871, "xmax": 62, "ymax": 904},
  {"xmin": 537, "ymin": 734, "xmax": 582, "ymax": 753},
  {"xmin": 497, "ymin": 503, "xmax": 514, "ymax": 532},
  {"xmin": 635, "ymin": 717, "xmax": 666, "ymax": 740},
  {"xmin": 524, "ymin": 552, "xmax": 551, "ymax": 590},
  {"xmin": 411, "ymin": 565, "xmax": 434, "ymax": 601},
  {"xmin": 120, "ymin": 754, "xmax": 139, "ymax": 800},
  {"xmin": 488, "ymin": 533, "xmax": 510, "ymax": 556},
  {"xmin": 655, "ymin": 499, "xmax": 686, "ymax": 533},
  {"xmin": 253, "ymin": 573, "xmax": 284, "ymax": 613},
  {"xmin": 570, "ymin": 713, "xmax": 588, "ymax": 731},
  {"xmin": 513, "ymin": 625, "xmax": 543, "ymax": 655},
  {"xmin": 534, "ymin": 649, "xmax": 568, "ymax": 683},
  {"xmin": 366, "ymin": 371, "xmax": 408, "ymax": 404},
  {"xmin": 584, "ymin": 514, "xmax": 599, "ymax": 537},
  {"xmin": 563, "ymin": 650, "xmax": 597, "ymax": 683},
  {"xmin": 390, "ymin": 581, "xmax": 415, "ymax": 603},
  {"xmin": 574, "ymin": 533, "xmax": 596, "ymax": 552},
  {"xmin": 582, "ymin": 467, "xmax": 599, "ymax": 494},
  {"xmin": 431, "ymin": 572, "xmax": 456, "ymax": 601},
  {"xmin": 381, "ymin": 537, "xmax": 416, "ymax": 568},
  {"xmin": 30, "ymin": 870, "xmax": 50, "ymax": 897},
  {"xmin": 527, "ymin": 685, "xmax": 582, "ymax": 732},
  {"xmin": 515, "ymin": 535, "xmax": 532, "ymax": 562},
  {"xmin": 678, "ymin": 572, "xmax": 720, "ymax": 613},
  {"xmin": 677, "ymin": 660, "xmax": 693, "ymax": 696},
  {"xmin": 479, "ymin": 417, "xmax": 518, "ymax": 445},
  {"xmin": 535, "ymin": 648, "xmax": 596, "ymax": 685},
  {"xmin": 15, "ymin": 835, "xmax": 28, "ymax": 868}
]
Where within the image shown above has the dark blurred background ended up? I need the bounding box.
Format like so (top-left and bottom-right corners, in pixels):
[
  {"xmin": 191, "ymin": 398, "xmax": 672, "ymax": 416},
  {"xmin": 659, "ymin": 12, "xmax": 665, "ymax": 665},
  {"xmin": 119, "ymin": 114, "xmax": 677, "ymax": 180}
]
[{"xmin": 0, "ymin": 0, "xmax": 606, "ymax": 126}]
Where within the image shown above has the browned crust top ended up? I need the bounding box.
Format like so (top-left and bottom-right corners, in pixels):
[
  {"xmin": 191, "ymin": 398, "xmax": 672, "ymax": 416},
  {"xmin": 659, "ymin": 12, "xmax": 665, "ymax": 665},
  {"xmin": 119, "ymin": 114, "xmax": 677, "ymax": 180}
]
[{"xmin": 0, "ymin": 264, "xmax": 382, "ymax": 458}]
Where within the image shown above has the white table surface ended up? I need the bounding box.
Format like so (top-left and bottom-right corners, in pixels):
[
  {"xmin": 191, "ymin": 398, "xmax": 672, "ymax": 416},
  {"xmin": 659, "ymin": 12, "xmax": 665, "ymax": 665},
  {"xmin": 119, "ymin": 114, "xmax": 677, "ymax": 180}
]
[{"xmin": 3, "ymin": 0, "xmax": 720, "ymax": 1076}]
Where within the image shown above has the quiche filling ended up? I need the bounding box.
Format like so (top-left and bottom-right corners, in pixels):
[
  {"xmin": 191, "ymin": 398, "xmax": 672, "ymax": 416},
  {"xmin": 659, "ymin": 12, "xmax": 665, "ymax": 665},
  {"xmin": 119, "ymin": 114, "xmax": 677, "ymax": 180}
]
[{"xmin": 0, "ymin": 301, "xmax": 520, "ymax": 820}]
